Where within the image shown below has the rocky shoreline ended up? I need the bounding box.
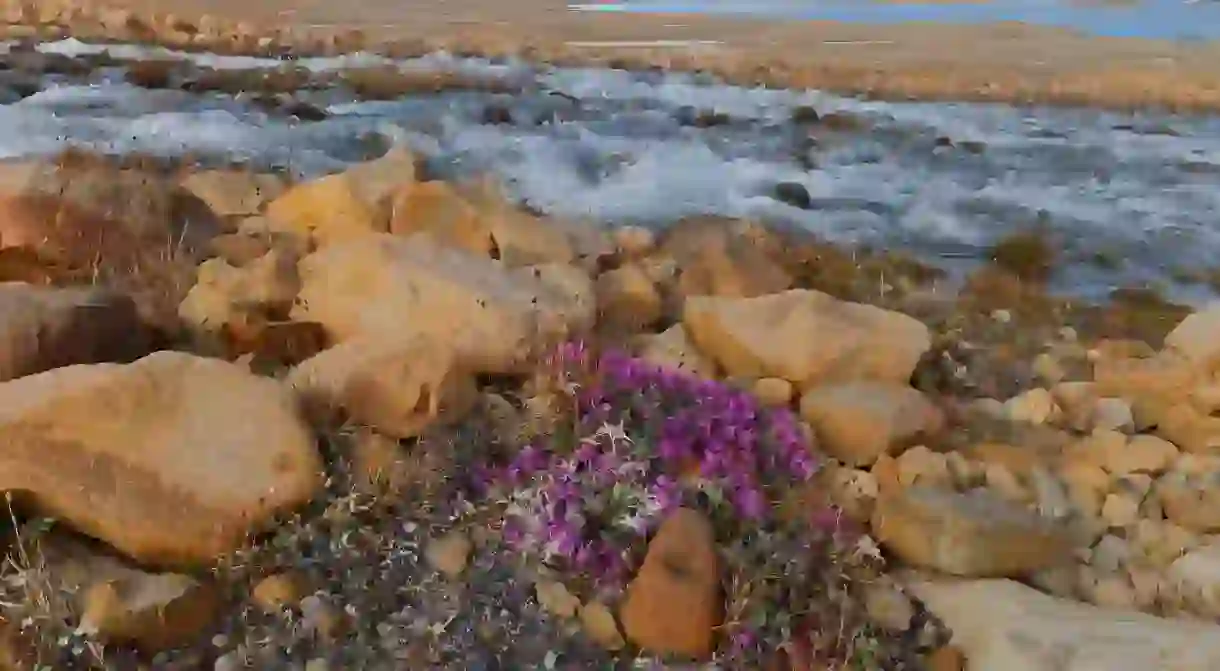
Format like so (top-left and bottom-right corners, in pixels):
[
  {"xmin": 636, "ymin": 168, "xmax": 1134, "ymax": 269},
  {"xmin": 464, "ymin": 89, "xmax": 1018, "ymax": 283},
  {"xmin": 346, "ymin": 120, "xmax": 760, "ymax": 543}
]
[
  {"xmin": 0, "ymin": 129, "xmax": 1212, "ymax": 670},
  {"xmin": 0, "ymin": 6, "xmax": 1216, "ymax": 671}
]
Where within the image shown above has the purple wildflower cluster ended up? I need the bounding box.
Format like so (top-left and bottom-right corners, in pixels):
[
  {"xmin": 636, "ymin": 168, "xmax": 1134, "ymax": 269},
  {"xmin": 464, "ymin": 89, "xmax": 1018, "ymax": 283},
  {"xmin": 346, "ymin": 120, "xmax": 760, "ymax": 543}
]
[{"xmin": 493, "ymin": 341, "xmax": 819, "ymax": 591}]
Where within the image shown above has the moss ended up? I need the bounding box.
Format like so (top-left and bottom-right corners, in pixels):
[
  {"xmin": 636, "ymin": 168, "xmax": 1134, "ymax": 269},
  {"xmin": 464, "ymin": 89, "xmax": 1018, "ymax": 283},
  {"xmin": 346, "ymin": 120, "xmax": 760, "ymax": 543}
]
[
  {"xmin": 1068, "ymin": 285, "xmax": 1190, "ymax": 347},
  {"xmin": 776, "ymin": 233, "xmax": 945, "ymax": 306},
  {"xmin": 1087, "ymin": 248, "xmax": 1124, "ymax": 270},
  {"xmin": 988, "ymin": 229, "xmax": 1058, "ymax": 283}
]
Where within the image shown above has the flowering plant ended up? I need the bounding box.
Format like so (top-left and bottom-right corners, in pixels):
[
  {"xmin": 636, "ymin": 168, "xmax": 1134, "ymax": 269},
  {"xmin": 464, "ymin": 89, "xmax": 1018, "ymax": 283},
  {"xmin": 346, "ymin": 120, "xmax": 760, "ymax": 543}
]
[{"xmin": 480, "ymin": 341, "xmax": 912, "ymax": 664}]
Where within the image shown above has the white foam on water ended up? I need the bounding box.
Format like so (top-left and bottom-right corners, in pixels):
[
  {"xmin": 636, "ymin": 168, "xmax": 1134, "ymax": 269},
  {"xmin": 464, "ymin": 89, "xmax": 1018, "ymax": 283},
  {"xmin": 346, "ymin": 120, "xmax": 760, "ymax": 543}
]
[
  {"xmin": 0, "ymin": 82, "xmax": 350, "ymax": 173},
  {"xmin": 17, "ymin": 82, "xmax": 192, "ymax": 111},
  {"xmin": 540, "ymin": 67, "xmax": 820, "ymax": 123},
  {"xmin": 35, "ymin": 37, "xmax": 106, "ymax": 58},
  {"xmin": 312, "ymin": 65, "xmax": 1220, "ymax": 265}
]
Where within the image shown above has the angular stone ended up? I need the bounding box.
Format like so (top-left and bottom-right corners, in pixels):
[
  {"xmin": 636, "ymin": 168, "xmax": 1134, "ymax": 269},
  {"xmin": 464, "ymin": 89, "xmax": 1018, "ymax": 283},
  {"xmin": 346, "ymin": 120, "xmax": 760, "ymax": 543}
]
[
  {"xmin": 1003, "ymin": 388, "xmax": 1057, "ymax": 425},
  {"xmin": 32, "ymin": 530, "xmax": 220, "ymax": 651},
  {"xmin": 595, "ymin": 263, "xmax": 662, "ymax": 331},
  {"xmin": 292, "ymin": 234, "xmax": 594, "ymax": 373},
  {"xmin": 0, "ymin": 283, "xmax": 148, "ymax": 382},
  {"xmin": 265, "ymin": 147, "xmax": 415, "ymax": 245},
  {"xmin": 392, "ymin": 177, "xmax": 581, "ymax": 267},
  {"xmin": 1092, "ymin": 351, "xmax": 1197, "ymax": 406},
  {"xmin": 0, "ymin": 351, "xmax": 322, "ymax": 567},
  {"xmin": 580, "ymin": 601, "xmax": 625, "ymax": 651},
  {"xmin": 872, "ymin": 486, "xmax": 1074, "ymax": 577},
  {"xmin": 1168, "ymin": 540, "xmax": 1220, "ymax": 618},
  {"xmin": 1158, "ymin": 473, "xmax": 1220, "ymax": 533},
  {"xmin": 388, "ymin": 179, "xmax": 491, "ymax": 255},
  {"xmin": 636, "ymin": 324, "xmax": 716, "ymax": 377},
  {"xmin": 288, "ymin": 335, "xmax": 477, "ymax": 439},
  {"xmin": 1156, "ymin": 404, "xmax": 1220, "ymax": 453},
  {"xmin": 178, "ymin": 249, "xmax": 300, "ymax": 340},
  {"xmin": 799, "ymin": 382, "xmax": 942, "ymax": 466},
  {"xmin": 911, "ymin": 578, "xmax": 1220, "ymax": 671},
  {"xmin": 180, "ymin": 169, "xmax": 286, "ymax": 219},
  {"xmin": 1164, "ymin": 303, "xmax": 1220, "ymax": 369},
  {"xmin": 658, "ymin": 216, "xmax": 791, "ymax": 299},
  {"xmin": 684, "ymin": 289, "xmax": 930, "ymax": 388},
  {"xmin": 621, "ymin": 508, "xmax": 721, "ymax": 660},
  {"xmin": 1110, "ymin": 435, "xmax": 1180, "ymax": 476},
  {"xmin": 536, "ymin": 579, "xmax": 581, "ymax": 619},
  {"xmin": 752, "ymin": 377, "xmax": 794, "ymax": 407}
]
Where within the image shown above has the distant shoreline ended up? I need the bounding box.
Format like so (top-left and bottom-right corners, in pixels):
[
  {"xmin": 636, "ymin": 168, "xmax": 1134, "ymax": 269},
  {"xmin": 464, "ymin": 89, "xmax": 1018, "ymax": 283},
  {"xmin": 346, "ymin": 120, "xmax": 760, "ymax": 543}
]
[
  {"xmin": 566, "ymin": 0, "xmax": 1218, "ymax": 41},
  {"xmin": 28, "ymin": 0, "xmax": 1220, "ymax": 111}
]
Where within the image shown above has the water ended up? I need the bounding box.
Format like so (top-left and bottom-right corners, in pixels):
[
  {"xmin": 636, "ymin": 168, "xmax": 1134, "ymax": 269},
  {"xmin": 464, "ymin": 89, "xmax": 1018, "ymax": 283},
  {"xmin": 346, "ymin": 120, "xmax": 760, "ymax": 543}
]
[
  {"xmin": 5, "ymin": 39, "xmax": 1220, "ymax": 302},
  {"xmin": 576, "ymin": 0, "xmax": 1220, "ymax": 41}
]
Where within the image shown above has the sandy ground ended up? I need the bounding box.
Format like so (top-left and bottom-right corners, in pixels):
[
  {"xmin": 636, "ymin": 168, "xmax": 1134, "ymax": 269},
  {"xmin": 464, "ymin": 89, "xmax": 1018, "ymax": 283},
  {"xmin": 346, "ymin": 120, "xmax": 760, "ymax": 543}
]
[{"xmin": 54, "ymin": 0, "xmax": 1220, "ymax": 109}]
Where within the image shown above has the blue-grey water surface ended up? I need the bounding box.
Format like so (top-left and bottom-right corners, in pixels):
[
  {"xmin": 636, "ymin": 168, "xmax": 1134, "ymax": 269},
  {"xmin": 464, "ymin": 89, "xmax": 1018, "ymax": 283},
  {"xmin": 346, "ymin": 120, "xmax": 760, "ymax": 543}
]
[{"xmin": 579, "ymin": 0, "xmax": 1220, "ymax": 41}]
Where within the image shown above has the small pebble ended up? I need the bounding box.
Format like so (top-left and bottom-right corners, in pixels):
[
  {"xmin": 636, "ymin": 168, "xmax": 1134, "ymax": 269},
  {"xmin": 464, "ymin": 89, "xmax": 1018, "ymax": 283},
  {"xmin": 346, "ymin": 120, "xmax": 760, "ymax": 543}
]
[
  {"xmin": 1092, "ymin": 397, "xmax": 1134, "ymax": 433},
  {"xmin": 579, "ymin": 601, "xmax": 625, "ymax": 651},
  {"xmin": 252, "ymin": 571, "xmax": 304, "ymax": 613},
  {"xmin": 535, "ymin": 580, "xmax": 581, "ymax": 619},
  {"xmin": 426, "ymin": 531, "xmax": 473, "ymax": 578},
  {"xmin": 213, "ymin": 652, "xmax": 242, "ymax": 671}
]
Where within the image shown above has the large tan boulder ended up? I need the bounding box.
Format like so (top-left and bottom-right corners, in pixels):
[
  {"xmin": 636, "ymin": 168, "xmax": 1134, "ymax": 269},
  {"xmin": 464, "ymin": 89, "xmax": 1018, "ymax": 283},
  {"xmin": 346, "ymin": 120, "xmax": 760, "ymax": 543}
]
[
  {"xmin": 264, "ymin": 147, "xmax": 416, "ymax": 245},
  {"xmin": 873, "ymin": 486, "xmax": 1075, "ymax": 577},
  {"xmin": 657, "ymin": 216, "xmax": 792, "ymax": 299},
  {"xmin": 684, "ymin": 289, "xmax": 931, "ymax": 388},
  {"xmin": 1091, "ymin": 350, "xmax": 1198, "ymax": 409},
  {"xmin": 0, "ymin": 351, "xmax": 322, "ymax": 567},
  {"xmin": 454, "ymin": 178, "xmax": 595, "ymax": 266},
  {"xmin": 389, "ymin": 177, "xmax": 583, "ymax": 266},
  {"xmin": 287, "ymin": 335, "xmax": 478, "ymax": 439},
  {"xmin": 389, "ymin": 179, "xmax": 492, "ymax": 255},
  {"xmin": 1164, "ymin": 303, "xmax": 1220, "ymax": 369},
  {"xmin": 0, "ymin": 283, "xmax": 149, "ymax": 382},
  {"xmin": 911, "ymin": 578, "xmax": 1220, "ymax": 671},
  {"xmin": 596, "ymin": 262, "xmax": 663, "ymax": 331},
  {"xmin": 177, "ymin": 249, "xmax": 300, "ymax": 339},
  {"xmin": 799, "ymin": 382, "xmax": 943, "ymax": 466},
  {"xmin": 291, "ymin": 234, "xmax": 594, "ymax": 373}
]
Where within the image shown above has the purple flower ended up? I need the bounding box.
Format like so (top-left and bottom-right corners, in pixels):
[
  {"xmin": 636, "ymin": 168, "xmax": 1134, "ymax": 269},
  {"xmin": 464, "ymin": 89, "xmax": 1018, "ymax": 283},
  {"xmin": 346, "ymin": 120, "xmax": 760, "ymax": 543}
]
[
  {"xmin": 648, "ymin": 475, "xmax": 682, "ymax": 512},
  {"xmin": 730, "ymin": 627, "xmax": 757, "ymax": 653},
  {"xmin": 577, "ymin": 384, "xmax": 605, "ymax": 407},
  {"xmin": 573, "ymin": 442, "xmax": 599, "ymax": 465},
  {"xmin": 658, "ymin": 437, "xmax": 689, "ymax": 464},
  {"xmin": 788, "ymin": 451, "xmax": 818, "ymax": 481},
  {"xmin": 733, "ymin": 486, "xmax": 767, "ymax": 520},
  {"xmin": 499, "ymin": 341, "xmax": 825, "ymax": 593},
  {"xmin": 810, "ymin": 506, "xmax": 845, "ymax": 534}
]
